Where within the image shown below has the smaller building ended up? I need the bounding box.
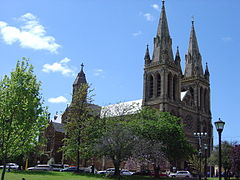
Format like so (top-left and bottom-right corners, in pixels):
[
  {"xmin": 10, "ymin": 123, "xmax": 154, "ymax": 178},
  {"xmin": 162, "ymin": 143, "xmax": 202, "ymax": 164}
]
[{"xmin": 43, "ymin": 119, "xmax": 65, "ymax": 164}]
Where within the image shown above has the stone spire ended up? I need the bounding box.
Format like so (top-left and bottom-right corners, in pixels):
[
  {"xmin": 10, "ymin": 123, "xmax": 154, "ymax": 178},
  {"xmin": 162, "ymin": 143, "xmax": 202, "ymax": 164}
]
[
  {"xmin": 144, "ymin": 44, "xmax": 151, "ymax": 64},
  {"xmin": 73, "ymin": 63, "xmax": 87, "ymax": 95},
  {"xmin": 175, "ymin": 46, "xmax": 182, "ymax": 75},
  {"xmin": 152, "ymin": 0, "xmax": 173, "ymax": 63},
  {"xmin": 175, "ymin": 46, "xmax": 180, "ymax": 60},
  {"xmin": 204, "ymin": 62, "xmax": 210, "ymax": 80},
  {"xmin": 184, "ymin": 19, "xmax": 203, "ymax": 77},
  {"xmin": 73, "ymin": 63, "xmax": 87, "ymax": 86},
  {"xmin": 157, "ymin": 0, "xmax": 170, "ymax": 38}
]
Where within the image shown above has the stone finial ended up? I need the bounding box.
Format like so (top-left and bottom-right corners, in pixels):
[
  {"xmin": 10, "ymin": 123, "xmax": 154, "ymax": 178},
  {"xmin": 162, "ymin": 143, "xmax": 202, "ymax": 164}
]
[
  {"xmin": 162, "ymin": 0, "xmax": 165, "ymax": 6},
  {"xmin": 81, "ymin": 63, "xmax": 84, "ymax": 71}
]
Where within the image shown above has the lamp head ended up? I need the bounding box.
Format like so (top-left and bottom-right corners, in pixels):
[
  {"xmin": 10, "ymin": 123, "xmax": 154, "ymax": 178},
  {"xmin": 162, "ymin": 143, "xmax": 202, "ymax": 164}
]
[{"xmin": 214, "ymin": 118, "xmax": 225, "ymax": 133}]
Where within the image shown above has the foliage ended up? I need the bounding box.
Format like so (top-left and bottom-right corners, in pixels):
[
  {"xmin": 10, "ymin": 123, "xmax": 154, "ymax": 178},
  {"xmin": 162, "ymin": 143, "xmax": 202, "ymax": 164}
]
[
  {"xmin": 131, "ymin": 107, "xmax": 193, "ymax": 166},
  {"xmin": 209, "ymin": 141, "xmax": 234, "ymax": 178},
  {"xmin": 95, "ymin": 102, "xmax": 139, "ymax": 178},
  {"xmin": 62, "ymin": 83, "xmax": 100, "ymax": 169},
  {"xmin": 133, "ymin": 138, "xmax": 166, "ymax": 166},
  {"xmin": 231, "ymin": 145, "xmax": 240, "ymax": 177},
  {"xmin": 0, "ymin": 58, "xmax": 48, "ymax": 180},
  {"xmin": 187, "ymin": 153, "xmax": 204, "ymax": 176}
]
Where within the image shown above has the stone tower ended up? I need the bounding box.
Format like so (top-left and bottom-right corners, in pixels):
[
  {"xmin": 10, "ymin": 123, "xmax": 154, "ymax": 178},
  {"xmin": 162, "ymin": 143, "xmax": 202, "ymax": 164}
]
[
  {"xmin": 61, "ymin": 63, "xmax": 88, "ymax": 124},
  {"xmin": 181, "ymin": 20, "xmax": 212, "ymax": 149},
  {"xmin": 143, "ymin": 1, "xmax": 212, "ymax": 152},
  {"xmin": 143, "ymin": 1, "xmax": 182, "ymax": 116}
]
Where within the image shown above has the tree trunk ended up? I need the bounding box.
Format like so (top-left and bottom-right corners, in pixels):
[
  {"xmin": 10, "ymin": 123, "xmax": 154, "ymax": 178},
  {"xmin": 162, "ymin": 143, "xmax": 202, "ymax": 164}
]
[
  {"xmin": 1, "ymin": 158, "xmax": 6, "ymax": 180},
  {"xmin": 153, "ymin": 164, "xmax": 160, "ymax": 178},
  {"xmin": 76, "ymin": 134, "xmax": 80, "ymax": 172},
  {"xmin": 113, "ymin": 160, "xmax": 121, "ymax": 180}
]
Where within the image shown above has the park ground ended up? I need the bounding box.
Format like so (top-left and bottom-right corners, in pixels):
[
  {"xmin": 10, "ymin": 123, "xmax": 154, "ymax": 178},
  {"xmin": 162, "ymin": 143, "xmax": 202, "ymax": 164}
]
[{"xmin": 0, "ymin": 170, "xmax": 236, "ymax": 180}]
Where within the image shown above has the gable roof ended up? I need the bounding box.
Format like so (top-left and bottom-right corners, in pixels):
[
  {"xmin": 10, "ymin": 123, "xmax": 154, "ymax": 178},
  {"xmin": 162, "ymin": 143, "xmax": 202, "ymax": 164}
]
[
  {"xmin": 100, "ymin": 99, "xmax": 142, "ymax": 118},
  {"xmin": 51, "ymin": 122, "xmax": 64, "ymax": 133}
]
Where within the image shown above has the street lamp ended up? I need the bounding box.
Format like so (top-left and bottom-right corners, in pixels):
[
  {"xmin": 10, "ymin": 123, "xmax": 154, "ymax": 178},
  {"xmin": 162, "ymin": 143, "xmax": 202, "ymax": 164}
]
[
  {"xmin": 214, "ymin": 118, "xmax": 225, "ymax": 180},
  {"xmin": 193, "ymin": 132, "xmax": 207, "ymax": 180},
  {"xmin": 204, "ymin": 144, "xmax": 208, "ymax": 180}
]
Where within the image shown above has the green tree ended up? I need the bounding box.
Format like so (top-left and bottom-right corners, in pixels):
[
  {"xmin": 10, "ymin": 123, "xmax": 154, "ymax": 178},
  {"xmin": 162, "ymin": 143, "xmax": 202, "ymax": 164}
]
[
  {"xmin": 232, "ymin": 145, "xmax": 240, "ymax": 178},
  {"xmin": 131, "ymin": 107, "xmax": 193, "ymax": 175},
  {"xmin": 95, "ymin": 121, "xmax": 136, "ymax": 179},
  {"xmin": 0, "ymin": 58, "xmax": 48, "ymax": 180},
  {"xmin": 62, "ymin": 83, "xmax": 97, "ymax": 171},
  {"xmin": 94, "ymin": 101, "xmax": 139, "ymax": 179},
  {"xmin": 188, "ymin": 153, "xmax": 204, "ymax": 177},
  {"xmin": 209, "ymin": 141, "xmax": 234, "ymax": 179}
]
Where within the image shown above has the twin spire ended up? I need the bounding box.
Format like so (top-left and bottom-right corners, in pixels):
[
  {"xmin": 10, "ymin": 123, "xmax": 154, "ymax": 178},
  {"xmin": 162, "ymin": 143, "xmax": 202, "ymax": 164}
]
[
  {"xmin": 145, "ymin": 1, "xmax": 209, "ymax": 79},
  {"xmin": 151, "ymin": 0, "xmax": 173, "ymax": 63}
]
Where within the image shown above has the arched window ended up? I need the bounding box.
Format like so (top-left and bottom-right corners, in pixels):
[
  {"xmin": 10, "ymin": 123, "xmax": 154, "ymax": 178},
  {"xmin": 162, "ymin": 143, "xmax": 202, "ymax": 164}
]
[
  {"xmin": 189, "ymin": 87, "xmax": 194, "ymax": 106},
  {"xmin": 156, "ymin": 73, "xmax": 161, "ymax": 97},
  {"xmin": 200, "ymin": 87, "xmax": 203, "ymax": 111},
  {"xmin": 149, "ymin": 75, "xmax": 154, "ymax": 98},
  {"xmin": 204, "ymin": 89, "xmax": 208, "ymax": 113},
  {"xmin": 173, "ymin": 75, "xmax": 177, "ymax": 100},
  {"xmin": 197, "ymin": 119, "xmax": 200, "ymax": 132},
  {"xmin": 184, "ymin": 115, "xmax": 193, "ymax": 130},
  {"xmin": 167, "ymin": 73, "xmax": 172, "ymax": 99}
]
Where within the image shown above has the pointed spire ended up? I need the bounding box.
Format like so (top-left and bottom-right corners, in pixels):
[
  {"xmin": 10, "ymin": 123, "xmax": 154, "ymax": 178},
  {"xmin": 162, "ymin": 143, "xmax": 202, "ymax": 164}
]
[
  {"xmin": 204, "ymin": 62, "xmax": 210, "ymax": 80},
  {"xmin": 144, "ymin": 44, "xmax": 151, "ymax": 64},
  {"xmin": 152, "ymin": 0, "xmax": 173, "ymax": 62},
  {"xmin": 73, "ymin": 63, "xmax": 87, "ymax": 86},
  {"xmin": 188, "ymin": 18, "xmax": 200, "ymax": 56},
  {"xmin": 175, "ymin": 46, "xmax": 182, "ymax": 75},
  {"xmin": 184, "ymin": 19, "xmax": 204, "ymax": 77},
  {"xmin": 157, "ymin": 0, "xmax": 170, "ymax": 38},
  {"xmin": 175, "ymin": 46, "xmax": 180, "ymax": 59}
]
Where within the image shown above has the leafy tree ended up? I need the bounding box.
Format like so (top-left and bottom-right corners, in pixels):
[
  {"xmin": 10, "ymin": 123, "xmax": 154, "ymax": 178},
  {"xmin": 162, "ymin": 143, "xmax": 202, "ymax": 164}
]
[
  {"xmin": 188, "ymin": 153, "xmax": 204, "ymax": 177},
  {"xmin": 0, "ymin": 58, "xmax": 48, "ymax": 180},
  {"xmin": 130, "ymin": 107, "xmax": 193, "ymax": 176},
  {"xmin": 209, "ymin": 141, "xmax": 234, "ymax": 179},
  {"xmin": 132, "ymin": 138, "xmax": 167, "ymax": 178},
  {"xmin": 94, "ymin": 101, "xmax": 139, "ymax": 179},
  {"xmin": 62, "ymin": 83, "xmax": 98, "ymax": 171},
  {"xmin": 95, "ymin": 122, "xmax": 136, "ymax": 179},
  {"xmin": 231, "ymin": 145, "xmax": 240, "ymax": 178}
]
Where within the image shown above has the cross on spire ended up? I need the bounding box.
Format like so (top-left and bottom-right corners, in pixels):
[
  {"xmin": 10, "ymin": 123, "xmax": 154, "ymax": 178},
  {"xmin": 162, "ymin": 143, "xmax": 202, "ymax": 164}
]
[
  {"xmin": 192, "ymin": 16, "xmax": 195, "ymax": 25},
  {"xmin": 81, "ymin": 63, "xmax": 84, "ymax": 71},
  {"xmin": 162, "ymin": 0, "xmax": 165, "ymax": 6}
]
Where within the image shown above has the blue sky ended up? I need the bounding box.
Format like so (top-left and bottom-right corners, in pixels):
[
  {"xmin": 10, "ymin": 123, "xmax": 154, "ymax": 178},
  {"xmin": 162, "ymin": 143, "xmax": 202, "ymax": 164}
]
[{"xmin": 0, "ymin": 0, "xmax": 239, "ymax": 144}]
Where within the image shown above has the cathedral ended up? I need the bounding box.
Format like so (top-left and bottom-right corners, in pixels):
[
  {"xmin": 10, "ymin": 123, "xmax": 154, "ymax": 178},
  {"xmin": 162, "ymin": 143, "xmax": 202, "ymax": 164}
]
[
  {"xmin": 44, "ymin": 1, "xmax": 212, "ymax": 166},
  {"xmin": 142, "ymin": 1, "xmax": 212, "ymax": 151}
]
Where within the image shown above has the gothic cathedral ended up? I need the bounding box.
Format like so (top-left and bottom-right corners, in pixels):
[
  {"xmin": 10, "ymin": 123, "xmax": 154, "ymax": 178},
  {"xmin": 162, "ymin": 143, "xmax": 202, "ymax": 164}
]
[{"xmin": 143, "ymin": 1, "xmax": 212, "ymax": 150}]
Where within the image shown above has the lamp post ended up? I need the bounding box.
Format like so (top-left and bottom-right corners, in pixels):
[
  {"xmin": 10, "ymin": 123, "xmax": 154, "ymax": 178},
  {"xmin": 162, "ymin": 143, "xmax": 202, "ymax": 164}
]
[
  {"xmin": 214, "ymin": 118, "xmax": 225, "ymax": 180},
  {"xmin": 204, "ymin": 144, "xmax": 208, "ymax": 180},
  {"xmin": 194, "ymin": 132, "xmax": 207, "ymax": 180}
]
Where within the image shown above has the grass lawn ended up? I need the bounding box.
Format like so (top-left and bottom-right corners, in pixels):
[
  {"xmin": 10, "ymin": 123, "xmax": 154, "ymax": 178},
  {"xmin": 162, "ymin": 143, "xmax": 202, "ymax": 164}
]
[
  {"xmin": 4, "ymin": 171, "xmax": 239, "ymax": 180},
  {"xmin": 0, "ymin": 170, "xmax": 168, "ymax": 180}
]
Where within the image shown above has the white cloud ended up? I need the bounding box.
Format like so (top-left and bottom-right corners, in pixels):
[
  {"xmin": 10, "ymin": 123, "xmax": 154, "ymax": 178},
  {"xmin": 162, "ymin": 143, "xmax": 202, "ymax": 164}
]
[
  {"xmin": 144, "ymin": 13, "xmax": 154, "ymax": 21},
  {"xmin": 60, "ymin": 57, "xmax": 71, "ymax": 64},
  {"xmin": 93, "ymin": 69, "xmax": 104, "ymax": 77},
  {"xmin": 0, "ymin": 13, "xmax": 60, "ymax": 53},
  {"xmin": 42, "ymin": 57, "xmax": 74, "ymax": 76},
  {"xmin": 48, "ymin": 96, "xmax": 68, "ymax": 103},
  {"xmin": 132, "ymin": 31, "xmax": 142, "ymax": 37},
  {"xmin": 152, "ymin": 4, "xmax": 161, "ymax": 11}
]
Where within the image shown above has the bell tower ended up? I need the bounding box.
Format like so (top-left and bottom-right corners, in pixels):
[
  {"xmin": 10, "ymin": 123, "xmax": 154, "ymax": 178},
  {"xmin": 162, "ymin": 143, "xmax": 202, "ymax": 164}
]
[
  {"xmin": 181, "ymin": 20, "xmax": 212, "ymax": 141},
  {"xmin": 143, "ymin": 1, "xmax": 182, "ymax": 115}
]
